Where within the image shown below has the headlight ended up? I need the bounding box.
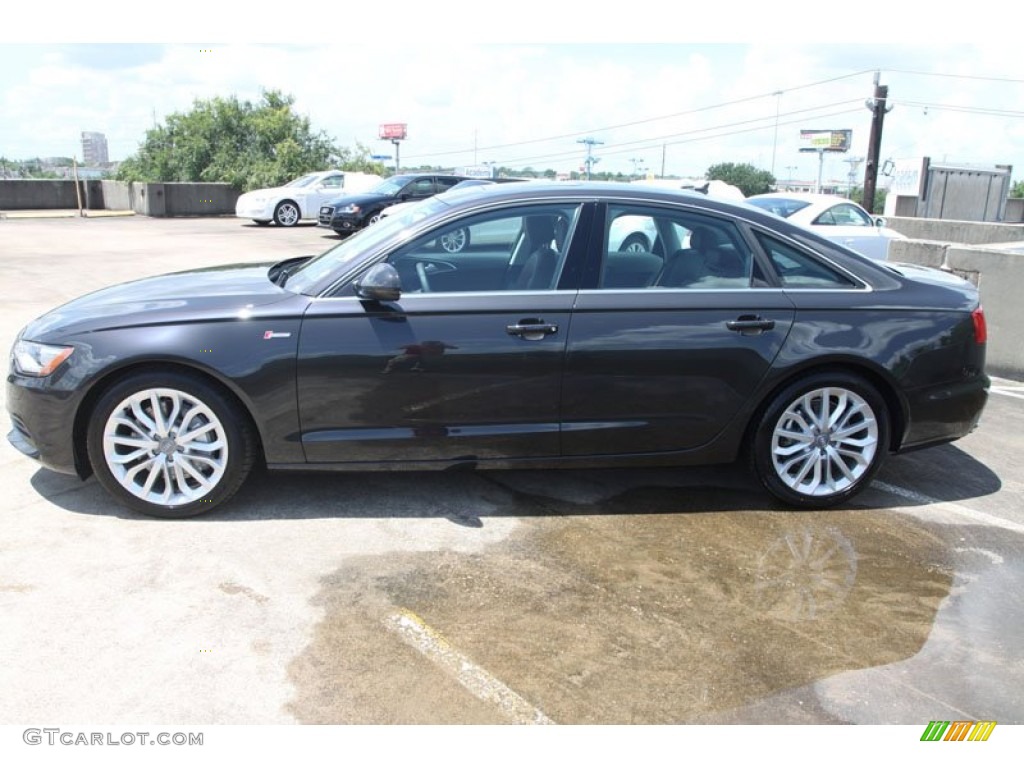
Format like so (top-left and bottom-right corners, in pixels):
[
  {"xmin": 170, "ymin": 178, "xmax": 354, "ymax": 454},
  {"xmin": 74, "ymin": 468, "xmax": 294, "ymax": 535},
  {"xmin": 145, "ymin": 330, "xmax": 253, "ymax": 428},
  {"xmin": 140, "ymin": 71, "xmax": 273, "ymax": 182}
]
[
  {"xmin": 12, "ymin": 340, "xmax": 74, "ymax": 377},
  {"xmin": 340, "ymin": 204, "xmax": 361, "ymax": 213}
]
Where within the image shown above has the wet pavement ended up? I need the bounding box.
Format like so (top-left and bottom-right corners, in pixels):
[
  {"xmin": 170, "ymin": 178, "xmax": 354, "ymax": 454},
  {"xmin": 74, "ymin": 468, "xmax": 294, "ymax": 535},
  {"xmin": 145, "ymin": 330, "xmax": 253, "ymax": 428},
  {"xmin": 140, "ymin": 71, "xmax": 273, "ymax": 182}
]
[{"xmin": 0, "ymin": 216, "xmax": 1022, "ymax": 726}]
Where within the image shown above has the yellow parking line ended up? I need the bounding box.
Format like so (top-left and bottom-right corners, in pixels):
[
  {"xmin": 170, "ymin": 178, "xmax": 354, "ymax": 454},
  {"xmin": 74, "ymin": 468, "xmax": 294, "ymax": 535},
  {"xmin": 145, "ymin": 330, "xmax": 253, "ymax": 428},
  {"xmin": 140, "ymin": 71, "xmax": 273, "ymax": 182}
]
[{"xmin": 385, "ymin": 608, "xmax": 555, "ymax": 725}]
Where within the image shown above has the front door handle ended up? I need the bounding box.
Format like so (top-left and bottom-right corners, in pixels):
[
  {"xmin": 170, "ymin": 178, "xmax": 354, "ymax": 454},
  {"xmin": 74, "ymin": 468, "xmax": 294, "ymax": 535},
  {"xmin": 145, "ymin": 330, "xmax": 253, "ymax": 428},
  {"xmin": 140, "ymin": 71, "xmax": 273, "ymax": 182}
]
[
  {"xmin": 507, "ymin": 320, "xmax": 558, "ymax": 341},
  {"xmin": 726, "ymin": 315, "xmax": 776, "ymax": 334}
]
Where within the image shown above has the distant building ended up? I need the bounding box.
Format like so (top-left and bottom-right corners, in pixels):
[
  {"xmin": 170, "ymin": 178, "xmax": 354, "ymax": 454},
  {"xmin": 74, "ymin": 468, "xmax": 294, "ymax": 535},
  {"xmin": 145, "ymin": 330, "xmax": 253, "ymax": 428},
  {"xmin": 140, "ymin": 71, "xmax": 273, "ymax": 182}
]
[{"xmin": 81, "ymin": 131, "xmax": 109, "ymax": 166}]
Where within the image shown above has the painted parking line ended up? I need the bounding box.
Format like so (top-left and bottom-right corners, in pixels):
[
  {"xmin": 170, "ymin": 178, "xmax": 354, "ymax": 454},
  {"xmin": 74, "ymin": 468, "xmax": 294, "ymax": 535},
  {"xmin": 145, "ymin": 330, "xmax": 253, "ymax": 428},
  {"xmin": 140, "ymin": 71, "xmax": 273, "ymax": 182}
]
[
  {"xmin": 385, "ymin": 608, "xmax": 555, "ymax": 725},
  {"xmin": 871, "ymin": 480, "xmax": 1024, "ymax": 534},
  {"xmin": 990, "ymin": 386, "xmax": 1024, "ymax": 400}
]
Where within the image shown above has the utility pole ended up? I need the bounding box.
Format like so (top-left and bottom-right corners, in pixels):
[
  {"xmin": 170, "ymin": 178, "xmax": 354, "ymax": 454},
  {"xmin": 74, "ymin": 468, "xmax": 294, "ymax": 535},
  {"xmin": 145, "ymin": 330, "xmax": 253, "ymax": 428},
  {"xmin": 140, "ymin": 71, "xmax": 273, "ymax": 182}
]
[
  {"xmin": 577, "ymin": 137, "xmax": 603, "ymax": 180},
  {"xmin": 862, "ymin": 72, "xmax": 893, "ymax": 213}
]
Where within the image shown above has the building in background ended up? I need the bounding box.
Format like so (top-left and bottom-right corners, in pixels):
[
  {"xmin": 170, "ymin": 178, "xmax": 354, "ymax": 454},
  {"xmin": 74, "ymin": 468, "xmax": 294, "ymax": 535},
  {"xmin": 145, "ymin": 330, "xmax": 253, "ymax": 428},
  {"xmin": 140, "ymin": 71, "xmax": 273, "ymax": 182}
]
[{"xmin": 81, "ymin": 131, "xmax": 109, "ymax": 166}]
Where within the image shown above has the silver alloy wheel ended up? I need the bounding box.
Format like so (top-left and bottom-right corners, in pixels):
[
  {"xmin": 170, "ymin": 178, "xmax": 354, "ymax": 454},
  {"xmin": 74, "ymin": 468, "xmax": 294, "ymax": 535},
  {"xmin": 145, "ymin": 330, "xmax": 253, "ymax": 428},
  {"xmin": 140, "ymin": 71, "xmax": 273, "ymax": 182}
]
[
  {"xmin": 368, "ymin": 211, "xmax": 384, "ymax": 225},
  {"xmin": 275, "ymin": 201, "xmax": 300, "ymax": 226},
  {"xmin": 620, "ymin": 234, "xmax": 650, "ymax": 253},
  {"xmin": 439, "ymin": 228, "xmax": 468, "ymax": 253},
  {"xmin": 770, "ymin": 387, "xmax": 879, "ymax": 498},
  {"xmin": 102, "ymin": 388, "xmax": 229, "ymax": 507}
]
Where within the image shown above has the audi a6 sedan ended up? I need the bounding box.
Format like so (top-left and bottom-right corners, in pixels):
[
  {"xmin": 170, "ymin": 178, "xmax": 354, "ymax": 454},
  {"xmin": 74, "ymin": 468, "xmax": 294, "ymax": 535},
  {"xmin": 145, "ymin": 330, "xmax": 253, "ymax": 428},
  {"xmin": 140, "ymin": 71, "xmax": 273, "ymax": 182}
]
[{"xmin": 7, "ymin": 182, "xmax": 988, "ymax": 518}]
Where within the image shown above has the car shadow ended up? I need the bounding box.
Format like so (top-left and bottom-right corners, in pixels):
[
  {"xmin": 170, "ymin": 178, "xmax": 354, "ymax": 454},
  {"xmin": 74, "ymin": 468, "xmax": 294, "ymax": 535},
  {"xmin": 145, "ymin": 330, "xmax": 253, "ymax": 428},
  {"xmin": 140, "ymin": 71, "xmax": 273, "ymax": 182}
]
[{"xmin": 29, "ymin": 442, "xmax": 1001, "ymax": 523}]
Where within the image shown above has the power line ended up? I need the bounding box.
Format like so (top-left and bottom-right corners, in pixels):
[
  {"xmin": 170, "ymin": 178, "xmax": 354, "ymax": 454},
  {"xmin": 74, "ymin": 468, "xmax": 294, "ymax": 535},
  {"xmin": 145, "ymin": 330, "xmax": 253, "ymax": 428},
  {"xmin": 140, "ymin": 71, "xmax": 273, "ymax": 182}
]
[
  {"xmin": 404, "ymin": 69, "xmax": 877, "ymax": 162},
  {"xmin": 884, "ymin": 69, "xmax": 1024, "ymax": 85},
  {"xmin": 900, "ymin": 100, "xmax": 1024, "ymax": 118}
]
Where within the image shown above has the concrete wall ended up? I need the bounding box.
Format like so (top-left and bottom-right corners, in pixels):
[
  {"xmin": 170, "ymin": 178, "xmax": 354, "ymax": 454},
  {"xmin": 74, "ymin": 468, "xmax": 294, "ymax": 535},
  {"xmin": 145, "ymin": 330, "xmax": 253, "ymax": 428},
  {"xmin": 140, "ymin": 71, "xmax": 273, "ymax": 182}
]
[
  {"xmin": 161, "ymin": 183, "xmax": 239, "ymax": 216},
  {"xmin": 1006, "ymin": 198, "xmax": 1024, "ymax": 223},
  {"xmin": 886, "ymin": 216, "xmax": 1024, "ymax": 245},
  {"xmin": 889, "ymin": 239, "xmax": 1024, "ymax": 378},
  {"xmin": 0, "ymin": 180, "xmax": 82, "ymax": 210}
]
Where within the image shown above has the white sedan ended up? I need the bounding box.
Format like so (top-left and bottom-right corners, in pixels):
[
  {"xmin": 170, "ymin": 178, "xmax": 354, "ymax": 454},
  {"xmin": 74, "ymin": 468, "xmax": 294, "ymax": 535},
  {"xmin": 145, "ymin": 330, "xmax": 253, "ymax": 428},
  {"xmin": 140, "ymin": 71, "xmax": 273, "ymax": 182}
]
[
  {"xmin": 235, "ymin": 170, "xmax": 381, "ymax": 227},
  {"xmin": 745, "ymin": 192, "xmax": 905, "ymax": 261}
]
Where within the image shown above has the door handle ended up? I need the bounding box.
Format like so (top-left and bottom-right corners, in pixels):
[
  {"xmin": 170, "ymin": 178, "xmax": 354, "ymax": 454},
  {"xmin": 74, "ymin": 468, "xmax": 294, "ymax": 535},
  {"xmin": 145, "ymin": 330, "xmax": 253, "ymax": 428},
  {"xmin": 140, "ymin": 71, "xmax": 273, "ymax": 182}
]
[
  {"xmin": 506, "ymin": 320, "xmax": 558, "ymax": 340},
  {"xmin": 726, "ymin": 315, "xmax": 775, "ymax": 334}
]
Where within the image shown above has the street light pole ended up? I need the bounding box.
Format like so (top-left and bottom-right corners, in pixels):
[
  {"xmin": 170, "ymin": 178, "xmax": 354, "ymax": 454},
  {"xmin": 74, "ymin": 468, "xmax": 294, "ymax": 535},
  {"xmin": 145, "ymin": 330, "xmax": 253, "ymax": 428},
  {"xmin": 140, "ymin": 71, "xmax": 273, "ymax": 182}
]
[{"xmin": 576, "ymin": 137, "xmax": 603, "ymax": 180}]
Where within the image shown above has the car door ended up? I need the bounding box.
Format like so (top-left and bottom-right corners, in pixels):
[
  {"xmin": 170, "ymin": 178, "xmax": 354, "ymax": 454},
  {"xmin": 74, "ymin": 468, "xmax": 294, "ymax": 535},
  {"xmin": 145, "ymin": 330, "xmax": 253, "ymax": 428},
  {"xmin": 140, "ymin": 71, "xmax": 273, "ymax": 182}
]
[
  {"xmin": 312, "ymin": 173, "xmax": 345, "ymax": 215},
  {"xmin": 812, "ymin": 203, "xmax": 887, "ymax": 260},
  {"xmin": 296, "ymin": 201, "xmax": 592, "ymax": 464},
  {"xmin": 560, "ymin": 203, "xmax": 796, "ymax": 456}
]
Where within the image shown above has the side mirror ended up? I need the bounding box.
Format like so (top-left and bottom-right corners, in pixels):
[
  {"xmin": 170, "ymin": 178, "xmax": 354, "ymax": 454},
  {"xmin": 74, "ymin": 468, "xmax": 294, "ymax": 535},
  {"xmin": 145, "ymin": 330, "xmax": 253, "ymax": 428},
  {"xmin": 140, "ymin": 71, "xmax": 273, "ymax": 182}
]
[
  {"xmin": 874, "ymin": 216, "xmax": 887, "ymax": 228},
  {"xmin": 355, "ymin": 263, "xmax": 402, "ymax": 302}
]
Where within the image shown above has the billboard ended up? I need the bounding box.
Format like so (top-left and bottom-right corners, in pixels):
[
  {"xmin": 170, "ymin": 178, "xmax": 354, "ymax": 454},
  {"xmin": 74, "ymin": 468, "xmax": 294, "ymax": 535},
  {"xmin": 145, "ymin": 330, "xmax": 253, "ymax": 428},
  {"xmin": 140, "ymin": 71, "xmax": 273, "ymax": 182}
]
[
  {"xmin": 379, "ymin": 123, "xmax": 408, "ymax": 140},
  {"xmin": 799, "ymin": 129, "xmax": 852, "ymax": 153}
]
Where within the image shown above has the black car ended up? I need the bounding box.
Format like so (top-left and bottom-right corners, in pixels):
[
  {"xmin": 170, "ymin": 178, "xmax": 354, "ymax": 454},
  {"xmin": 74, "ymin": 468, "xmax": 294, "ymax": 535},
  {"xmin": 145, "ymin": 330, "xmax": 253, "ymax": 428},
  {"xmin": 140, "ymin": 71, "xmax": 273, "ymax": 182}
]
[
  {"xmin": 7, "ymin": 182, "xmax": 989, "ymax": 518},
  {"xmin": 318, "ymin": 173, "xmax": 468, "ymax": 234}
]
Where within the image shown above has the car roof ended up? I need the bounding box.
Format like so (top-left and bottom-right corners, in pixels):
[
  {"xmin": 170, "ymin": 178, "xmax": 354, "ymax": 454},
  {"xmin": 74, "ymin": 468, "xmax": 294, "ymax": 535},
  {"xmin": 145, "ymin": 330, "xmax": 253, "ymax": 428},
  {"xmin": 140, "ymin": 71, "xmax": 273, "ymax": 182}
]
[{"xmin": 748, "ymin": 192, "xmax": 860, "ymax": 206}]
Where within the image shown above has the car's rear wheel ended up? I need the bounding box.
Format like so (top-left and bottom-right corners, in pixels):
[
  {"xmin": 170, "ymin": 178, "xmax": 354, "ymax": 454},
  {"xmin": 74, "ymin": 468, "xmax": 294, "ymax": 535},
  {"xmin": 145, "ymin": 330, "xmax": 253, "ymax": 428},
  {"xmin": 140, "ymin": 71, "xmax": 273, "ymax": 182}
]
[
  {"xmin": 273, "ymin": 200, "xmax": 300, "ymax": 227},
  {"xmin": 86, "ymin": 371, "xmax": 256, "ymax": 518},
  {"xmin": 438, "ymin": 227, "xmax": 470, "ymax": 253},
  {"xmin": 752, "ymin": 372, "xmax": 889, "ymax": 508}
]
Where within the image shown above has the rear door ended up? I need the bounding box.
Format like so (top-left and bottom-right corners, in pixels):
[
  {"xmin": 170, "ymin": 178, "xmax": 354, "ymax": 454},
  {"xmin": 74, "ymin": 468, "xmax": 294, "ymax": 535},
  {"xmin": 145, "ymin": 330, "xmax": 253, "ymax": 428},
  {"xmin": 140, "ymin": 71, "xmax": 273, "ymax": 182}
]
[{"xmin": 561, "ymin": 202, "xmax": 796, "ymax": 456}]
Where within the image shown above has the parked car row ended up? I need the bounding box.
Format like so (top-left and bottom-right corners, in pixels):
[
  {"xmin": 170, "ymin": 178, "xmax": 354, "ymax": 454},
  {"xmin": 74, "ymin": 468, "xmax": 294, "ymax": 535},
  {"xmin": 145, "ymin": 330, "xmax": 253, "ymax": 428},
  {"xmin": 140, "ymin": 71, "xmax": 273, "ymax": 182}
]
[
  {"xmin": 235, "ymin": 170, "xmax": 381, "ymax": 227},
  {"xmin": 238, "ymin": 170, "xmax": 905, "ymax": 263}
]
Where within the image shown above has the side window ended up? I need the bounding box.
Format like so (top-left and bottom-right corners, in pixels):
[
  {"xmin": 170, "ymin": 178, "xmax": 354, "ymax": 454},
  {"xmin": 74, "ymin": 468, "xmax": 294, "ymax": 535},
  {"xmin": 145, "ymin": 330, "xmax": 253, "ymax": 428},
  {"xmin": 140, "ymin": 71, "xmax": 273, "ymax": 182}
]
[
  {"xmin": 385, "ymin": 204, "xmax": 580, "ymax": 294},
  {"xmin": 435, "ymin": 178, "xmax": 461, "ymax": 193},
  {"xmin": 756, "ymin": 233, "xmax": 857, "ymax": 288},
  {"xmin": 321, "ymin": 175, "xmax": 343, "ymax": 189},
  {"xmin": 812, "ymin": 208, "xmax": 838, "ymax": 226},
  {"xmin": 832, "ymin": 204, "xmax": 873, "ymax": 227},
  {"xmin": 405, "ymin": 178, "xmax": 436, "ymax": 197},
  {"xmin": 598, "ymin": 205, "xmax": 753, "ymax": 290}
]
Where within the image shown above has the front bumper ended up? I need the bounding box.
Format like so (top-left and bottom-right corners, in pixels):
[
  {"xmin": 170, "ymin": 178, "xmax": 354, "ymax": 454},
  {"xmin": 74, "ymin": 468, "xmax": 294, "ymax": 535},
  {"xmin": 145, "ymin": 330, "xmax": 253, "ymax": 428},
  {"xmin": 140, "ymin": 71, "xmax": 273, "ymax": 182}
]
[
  {"xmin": 318, "ymin": 205, "xmax": 359, "ymax": 232},
  {"xmin": 6, "ymin": 373, "xmax": 83, "ymax": 476},
  {"xmin": 235, "ymin": 200, "xmax": 274, "ymax": 220}
]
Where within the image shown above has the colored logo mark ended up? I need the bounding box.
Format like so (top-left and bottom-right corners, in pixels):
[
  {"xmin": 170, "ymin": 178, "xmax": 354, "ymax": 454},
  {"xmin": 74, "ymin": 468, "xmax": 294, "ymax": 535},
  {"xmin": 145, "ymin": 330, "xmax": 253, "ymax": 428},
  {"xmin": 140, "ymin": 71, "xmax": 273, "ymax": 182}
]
[{"xmin": 920, "ymin": 720, "xmax": 996, "ymax": 742}]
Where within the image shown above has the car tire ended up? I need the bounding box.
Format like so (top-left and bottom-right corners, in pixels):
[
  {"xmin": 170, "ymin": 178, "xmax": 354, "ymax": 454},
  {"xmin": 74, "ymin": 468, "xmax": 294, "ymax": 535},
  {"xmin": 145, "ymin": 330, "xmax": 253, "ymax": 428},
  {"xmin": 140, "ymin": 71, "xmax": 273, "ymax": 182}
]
[
  {"xmin": 273, "ymin": 200, "xmax": 301, "ymax": 227},
  {"xmin": 438, "ymin": 227, "xmax": 470, "ymax": 253},
  {"xmin": 86, "ymin": 370, "xmax": 257, "ymax": 518},
  {"xmin": 366, "ymin": 210, "xmax": 385, "ymax": 226},
  {"xmin": 620, "ymin": 233, "xmax": 650, "ymax": 253},
  {"xmin": 751, "ymin": 372, "xmax": 889, "ymax": 508}
]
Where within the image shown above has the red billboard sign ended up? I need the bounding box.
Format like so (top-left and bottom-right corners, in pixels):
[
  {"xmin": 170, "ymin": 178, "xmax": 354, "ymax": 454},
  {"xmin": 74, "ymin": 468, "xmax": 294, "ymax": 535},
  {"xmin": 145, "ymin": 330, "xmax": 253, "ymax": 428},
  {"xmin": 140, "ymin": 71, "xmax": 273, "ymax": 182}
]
[{"xmin": 379, "ymin": 123, "xmax": 408, "ymax": 140}]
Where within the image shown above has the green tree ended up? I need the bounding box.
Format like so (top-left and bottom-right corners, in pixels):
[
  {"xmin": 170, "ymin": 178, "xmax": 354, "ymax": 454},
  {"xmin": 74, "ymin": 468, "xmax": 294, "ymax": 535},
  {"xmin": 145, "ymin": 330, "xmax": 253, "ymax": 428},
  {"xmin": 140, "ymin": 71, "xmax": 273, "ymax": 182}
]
[
  {"xmin": 849, "ymin": 187, "xmax": 887, "ymax": 214},
  {"xmin": 116, "ymin": 90, "xmax": 377, "ymax": 191},
  {"xmin": 1011, "ymin": 179, "xmax": 1024, "ymax": 198},
  {"xmin": 705, "ymin": 162, "xmax": 775, "ymax": 197}
]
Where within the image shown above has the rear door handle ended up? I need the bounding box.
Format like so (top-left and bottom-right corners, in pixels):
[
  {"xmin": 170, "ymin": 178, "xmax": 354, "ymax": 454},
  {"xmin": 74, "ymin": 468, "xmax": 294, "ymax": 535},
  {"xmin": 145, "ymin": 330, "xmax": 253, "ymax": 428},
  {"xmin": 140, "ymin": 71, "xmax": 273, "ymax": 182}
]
[
  {"xmin": 726, "ymin": 315, "xmax": 775, "ymax": 334},
  {"xmin": 507, "ymin": 320, "xmax": 558, "ymax": 340}
]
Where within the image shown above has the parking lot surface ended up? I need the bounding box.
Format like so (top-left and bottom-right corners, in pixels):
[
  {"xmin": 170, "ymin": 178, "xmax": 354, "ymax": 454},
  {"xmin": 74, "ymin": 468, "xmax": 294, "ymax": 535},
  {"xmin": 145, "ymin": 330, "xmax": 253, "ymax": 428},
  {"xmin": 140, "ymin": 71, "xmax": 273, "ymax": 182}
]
[{"xmin": 1, "ymin": 216, "xmax": 1022, "ymax": 724}]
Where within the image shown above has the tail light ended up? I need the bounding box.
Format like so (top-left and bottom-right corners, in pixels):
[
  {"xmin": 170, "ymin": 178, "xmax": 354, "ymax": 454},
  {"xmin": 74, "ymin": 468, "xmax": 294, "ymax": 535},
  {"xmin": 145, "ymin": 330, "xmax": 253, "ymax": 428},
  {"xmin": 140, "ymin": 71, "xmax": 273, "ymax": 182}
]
[{"xmin": 971, "ymin": 306, "xmax": 987, "ymax": 344}]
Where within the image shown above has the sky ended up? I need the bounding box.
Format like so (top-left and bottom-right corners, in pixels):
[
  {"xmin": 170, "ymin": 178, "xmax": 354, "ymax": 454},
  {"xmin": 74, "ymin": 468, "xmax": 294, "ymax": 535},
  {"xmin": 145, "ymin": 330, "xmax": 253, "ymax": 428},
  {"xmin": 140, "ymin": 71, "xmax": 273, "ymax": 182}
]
[{"xmin": 2, "ymin": 2, "xmax": 1021, "ymax": 187}]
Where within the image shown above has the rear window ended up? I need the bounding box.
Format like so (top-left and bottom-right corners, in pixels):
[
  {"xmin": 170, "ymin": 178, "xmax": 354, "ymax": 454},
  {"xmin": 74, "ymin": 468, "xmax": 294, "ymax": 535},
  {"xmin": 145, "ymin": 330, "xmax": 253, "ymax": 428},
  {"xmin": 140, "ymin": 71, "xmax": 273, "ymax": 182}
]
[{"xmin": 747, "ymin": 198, "xmax": 812, "ymax": 219}]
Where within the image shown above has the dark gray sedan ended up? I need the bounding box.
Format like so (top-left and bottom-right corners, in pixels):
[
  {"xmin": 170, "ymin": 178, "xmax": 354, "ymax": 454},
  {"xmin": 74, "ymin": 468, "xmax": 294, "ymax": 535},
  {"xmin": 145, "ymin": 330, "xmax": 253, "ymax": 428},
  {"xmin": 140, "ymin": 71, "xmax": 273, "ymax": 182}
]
[{"xmin": 7, "ymin": 182, "xmax": 989, "ymax": 517}]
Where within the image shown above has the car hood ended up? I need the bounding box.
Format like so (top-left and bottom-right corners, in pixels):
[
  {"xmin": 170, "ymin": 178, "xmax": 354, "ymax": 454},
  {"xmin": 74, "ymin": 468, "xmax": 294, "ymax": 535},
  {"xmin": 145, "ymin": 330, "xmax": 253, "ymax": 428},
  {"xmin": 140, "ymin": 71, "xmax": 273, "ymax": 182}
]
[
  {"xmin": 326, "ymin": 192, "xmax": 391, "ymax": 208},
  {"xmin": 21, "ymin": 263, "xmax": 299, "ymax": 340}
]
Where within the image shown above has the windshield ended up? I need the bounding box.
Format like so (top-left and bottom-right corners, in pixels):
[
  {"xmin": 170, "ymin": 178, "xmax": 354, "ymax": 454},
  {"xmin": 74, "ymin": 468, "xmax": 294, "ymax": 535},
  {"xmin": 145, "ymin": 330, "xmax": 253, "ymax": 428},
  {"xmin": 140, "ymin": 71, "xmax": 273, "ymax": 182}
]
[
  {"xmin": 368, "ymin": 176, "xmax": 413, "ymax": 196},
  {"xmin": 746, "ymin": 197, "xmax": 812, "ymax": 219},
  {"xmin": 284, "ymin": 195, "xmax": 451, "ymax": 294},
  {"xmin": 285, "ymin": 174, "xmax": 321, "ymax": 188}
]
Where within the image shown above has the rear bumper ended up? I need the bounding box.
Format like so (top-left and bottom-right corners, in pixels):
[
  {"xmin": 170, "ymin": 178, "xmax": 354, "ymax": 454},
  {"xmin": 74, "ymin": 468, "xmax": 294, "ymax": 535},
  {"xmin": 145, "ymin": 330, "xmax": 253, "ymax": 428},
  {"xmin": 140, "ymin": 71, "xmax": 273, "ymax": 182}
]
[{"xmin": 899, "ymin": 373, "xmax": 989, "ymax": 451}]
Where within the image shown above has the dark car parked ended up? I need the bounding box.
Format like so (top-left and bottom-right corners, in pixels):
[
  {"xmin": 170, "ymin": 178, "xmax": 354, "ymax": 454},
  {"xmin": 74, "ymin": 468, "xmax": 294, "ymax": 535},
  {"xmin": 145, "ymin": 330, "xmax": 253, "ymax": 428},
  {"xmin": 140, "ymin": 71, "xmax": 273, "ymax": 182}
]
[
  {"xmin": 318, "ymin": 173, "xmax": 469, "ymax": 234},
  {"xmin": 8, "ymin": 182, "xmax": 988, "ymax": 518}
]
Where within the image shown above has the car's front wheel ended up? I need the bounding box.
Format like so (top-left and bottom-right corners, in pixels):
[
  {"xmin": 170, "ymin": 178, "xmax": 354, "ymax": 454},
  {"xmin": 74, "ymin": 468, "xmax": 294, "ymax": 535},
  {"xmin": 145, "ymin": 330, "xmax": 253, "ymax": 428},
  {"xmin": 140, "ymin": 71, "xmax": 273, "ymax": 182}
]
[
  {"xmin": 751, "ymin": 372, "xmax": 889, "ymax": 508},
  {"xmin": 86, "ymin": 371, "xmax": 257, "ymax": 518},
  {"xmin": 273, "ymin": 200, "xmax": 301, "ymax": 227}
]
